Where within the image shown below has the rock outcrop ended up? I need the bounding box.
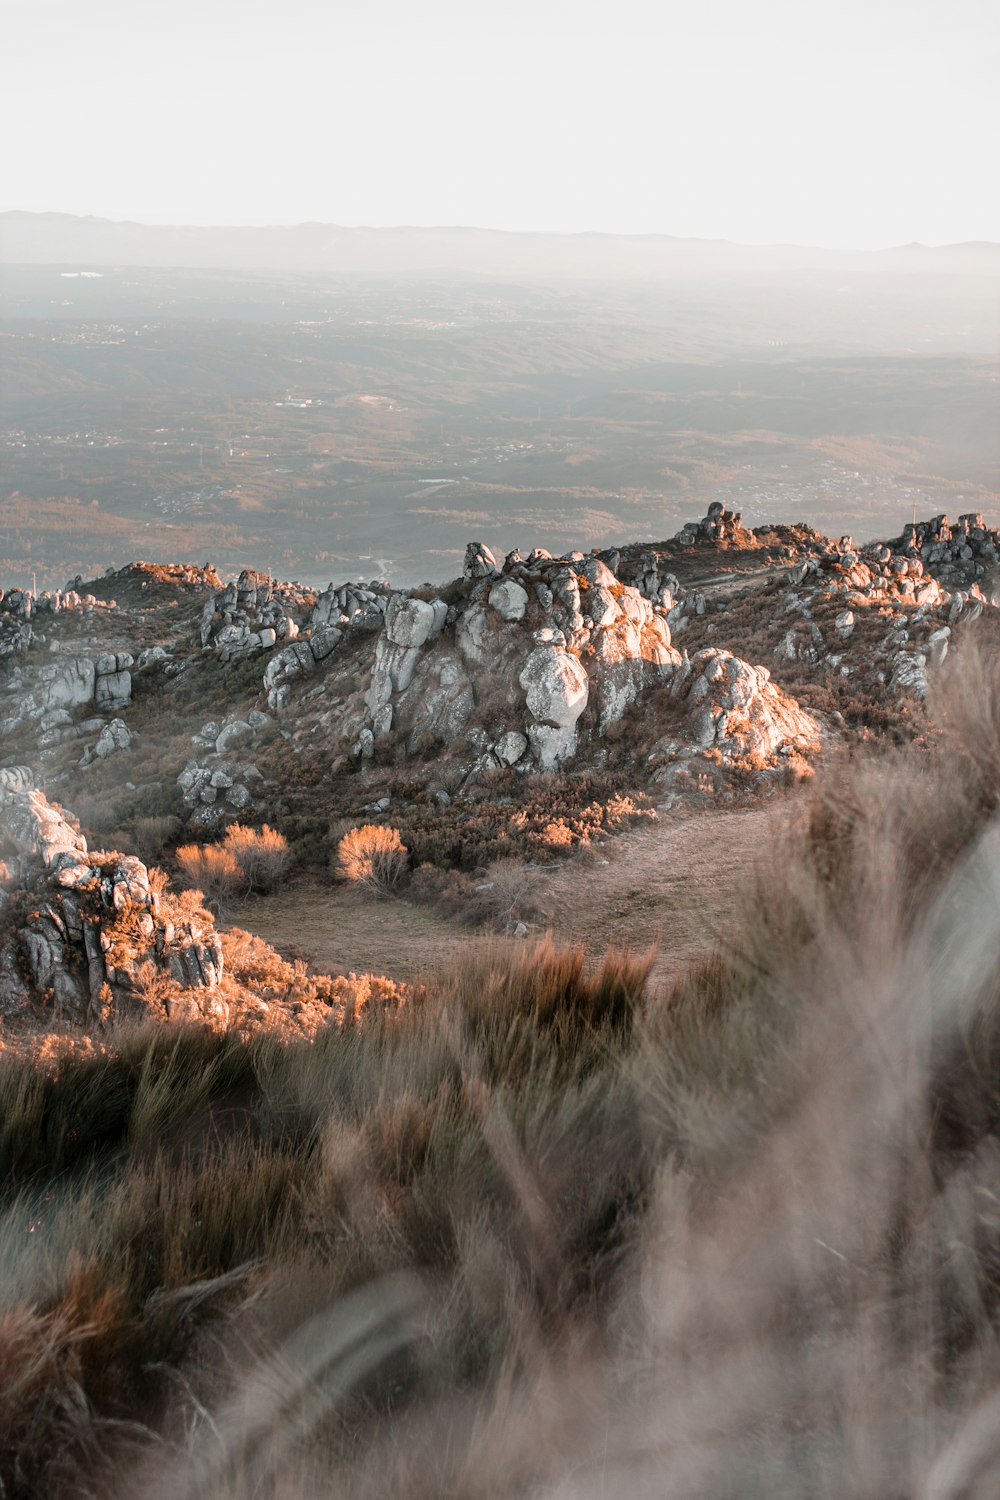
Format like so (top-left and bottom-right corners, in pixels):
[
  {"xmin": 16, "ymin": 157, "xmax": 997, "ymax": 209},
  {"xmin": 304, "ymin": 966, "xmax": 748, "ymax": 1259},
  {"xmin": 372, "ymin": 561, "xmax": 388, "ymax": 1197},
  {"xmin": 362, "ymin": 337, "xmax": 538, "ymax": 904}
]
[
  {"xmin": 200, "ymin": 568, "xmax": 316, "ymax": 660},
  {"xmin": 342, "ymin": 544, "xmax": 683, "ymax": 772},
  {"xmin": 0, "ymin": 785, "xmax": 226, "ymax": 1025},
  {"xmin": 647, "ymin": 648, "xmax": 821, "ymax": 789}
]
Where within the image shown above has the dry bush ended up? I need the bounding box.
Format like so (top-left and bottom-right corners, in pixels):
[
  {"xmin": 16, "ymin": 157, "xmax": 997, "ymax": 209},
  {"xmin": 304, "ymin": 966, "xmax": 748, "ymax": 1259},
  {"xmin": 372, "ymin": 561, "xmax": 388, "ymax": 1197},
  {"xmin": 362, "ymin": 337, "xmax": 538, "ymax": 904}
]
[
  {"xmin": 175, "ymin": 843, "xmax": 244, "ymax": 906},
  {"xmin": 334, "ymin": 825, "xmax": 409, "ymax": 894},
  {"xmin": 115, "ymin": 814, "xmax": 181, "ymax": 864},
  {"xmin": 408, "ymin": 862, "xmax": 477, "ymax": 920},
  {"xmin": 223, "ymin": 823, "xmax": 293, "ymax": 893},
  {"xmin": 472, "ymin": 857, "xmax": 551, "ymax": 932}
]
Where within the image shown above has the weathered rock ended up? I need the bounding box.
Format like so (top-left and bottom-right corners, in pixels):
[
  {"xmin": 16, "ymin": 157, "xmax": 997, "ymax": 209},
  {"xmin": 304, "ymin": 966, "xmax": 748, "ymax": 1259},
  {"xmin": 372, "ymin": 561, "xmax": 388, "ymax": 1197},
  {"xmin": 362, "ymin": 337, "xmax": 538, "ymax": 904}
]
[
  {"xmin": 309, "ymin": 624, "xmax": 342, "ymax": 661},
  {"xmin": 95, "ymin": 655, "xmax": 132, "ymax": 710},
  {"xmin": 264, "ymin": 641, "xmax": 316, "ymax": 710},
  {"xmin": 889, "ymin": 652, "xmax": 930, "ymax": 698},
  {"xmin": 0, "ymin": 790, "xmax": 226, "ymax": 1024},
  {"xmin": 0, "ymin": 766, "xmax": 33, "ymax": 795},
  {"xmin": 215, "ymin": 720, "xmax": 253, "ymax": 755},
  {"xmin": 494, "ymin": 730, "xmax": 529, "ymax": 766},
  {"xmin": 519, "ymin": 646, "xmax": 589, "ymax": 768},
  {"xmin": 668, "ymin": 649, "xmax": 819, "ymax": 763},
  {"xmin": 36, "ymin": 658, "xmax": 96, "ymax": 713},
  {"xmin": 488, "ymin": 579, "xmax": 529, "ymax": 622},
  {"xmin": 384, "ymin": 595, "xmax": 444, "ymax": 649},
  {"xmin": 95, "ymin": 719, "xmax": 132, "ymax": 758},
  {"xmin": 464, "ymin": 541, "xmax": 500, "ymax": 579}
]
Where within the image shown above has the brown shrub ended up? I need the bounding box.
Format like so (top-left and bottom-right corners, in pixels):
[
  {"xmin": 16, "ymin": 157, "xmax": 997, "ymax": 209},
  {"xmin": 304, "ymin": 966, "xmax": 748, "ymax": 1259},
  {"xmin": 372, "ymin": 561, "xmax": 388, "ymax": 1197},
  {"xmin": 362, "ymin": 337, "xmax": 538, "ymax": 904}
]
[
  {"xmin": 473, "ymin": 856, "xmax": 553, "ymax": 932},
  {"xmin": 335, "ymin": 825, "xmax": 409, "ymax": 894},
  {"xmin": 114, "ymin": 814, "xmax": 181, "ymax": 864},
  {"xmin": 222, "ymin": 823, "xmax": 293, "ymax": 893},
  {"xmin": 408, "ymin": 862, "xmax": 478, "ymax": 919},
  {"xmin": 175, "ymin": 844, "xmax": 244, "ymax": 906}
]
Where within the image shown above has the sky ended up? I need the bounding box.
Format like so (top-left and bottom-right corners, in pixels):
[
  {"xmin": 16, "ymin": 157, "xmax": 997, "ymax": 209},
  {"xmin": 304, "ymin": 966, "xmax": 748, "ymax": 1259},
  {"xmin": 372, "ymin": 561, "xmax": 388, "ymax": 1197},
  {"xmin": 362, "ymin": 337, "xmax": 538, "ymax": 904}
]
[{"xmin": 3, "ymin": 0, "xmax": 997, "ymax": 249}]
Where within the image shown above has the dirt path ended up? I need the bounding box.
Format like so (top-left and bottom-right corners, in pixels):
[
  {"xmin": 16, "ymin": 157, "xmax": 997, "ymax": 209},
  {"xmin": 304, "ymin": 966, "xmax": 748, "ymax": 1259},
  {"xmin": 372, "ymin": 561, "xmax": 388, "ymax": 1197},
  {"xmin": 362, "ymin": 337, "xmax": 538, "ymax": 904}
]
[{"xmin": 238, "ymin": 795, "xmax": 801, "ymax": 995}]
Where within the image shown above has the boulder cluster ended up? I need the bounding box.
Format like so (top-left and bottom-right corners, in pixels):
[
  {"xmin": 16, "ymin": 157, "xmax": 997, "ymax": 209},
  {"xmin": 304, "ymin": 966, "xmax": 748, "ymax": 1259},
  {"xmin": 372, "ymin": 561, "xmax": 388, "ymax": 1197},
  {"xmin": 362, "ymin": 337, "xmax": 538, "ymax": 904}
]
[
  {"xmin": 345, "ymin": 540, "xmax": 682, "ymax": 772},
  {"xmin": 262, "ymin": 578, "xmax": 393, "ymax": 709},
  {"xmin": 0, "ymin": 651, "xmax": 133, "ymax": 745},
  {"xmin": 200, "ymin": 568, "xmax": 314, "ymax": 661},
  {"xmin": 0, "ymin": 775, "xmax": 226, "ymax": 1026},
  {"xmin": 178, "ymin": 712, "xmax": 273, "ymax": 825},
  {"xmin": 672, "ymin": 501, "xmax": 750, "ymax": 548},
  {"xmin": 896, "ymin": 512, "xmax": 998, "ymax": 583},
  {"xmin": 649, "ymin": 649, "xmax": 820, "ymax": 788},
  {"xmin": 774, "ymin": 521, "xmax": 990, "ymax": 700},
  {"xmin": 0, "ymin": 586, "xmax": 117, "ymax": 667}
]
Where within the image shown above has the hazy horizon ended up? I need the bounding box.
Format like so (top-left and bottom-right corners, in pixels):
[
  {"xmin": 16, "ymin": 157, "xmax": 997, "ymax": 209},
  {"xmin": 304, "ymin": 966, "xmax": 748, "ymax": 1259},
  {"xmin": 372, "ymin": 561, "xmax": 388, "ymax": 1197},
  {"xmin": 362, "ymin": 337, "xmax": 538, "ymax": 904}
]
[
  {"xmin": 4, "ymin": 208, "xmax": 999, "ymax": 255},
  {"xmin": 3, "ymin": 0, "xmax": 997, "ymax": 250}
]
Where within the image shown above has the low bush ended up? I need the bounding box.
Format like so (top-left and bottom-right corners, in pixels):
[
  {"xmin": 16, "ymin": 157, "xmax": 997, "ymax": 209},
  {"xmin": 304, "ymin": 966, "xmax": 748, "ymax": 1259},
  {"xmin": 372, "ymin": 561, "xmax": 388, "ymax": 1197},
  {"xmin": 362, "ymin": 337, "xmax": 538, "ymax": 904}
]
[
  {"xmin": 334, "ymin": 825, "xmax": 409, "ymax": 894},
  {"xmin": 175, "ymin": 843, "xmax": 243, "ymax": 906},
  {"xmin": 223, "ymin": 823, "xmax": 293, "ymax": 893}
]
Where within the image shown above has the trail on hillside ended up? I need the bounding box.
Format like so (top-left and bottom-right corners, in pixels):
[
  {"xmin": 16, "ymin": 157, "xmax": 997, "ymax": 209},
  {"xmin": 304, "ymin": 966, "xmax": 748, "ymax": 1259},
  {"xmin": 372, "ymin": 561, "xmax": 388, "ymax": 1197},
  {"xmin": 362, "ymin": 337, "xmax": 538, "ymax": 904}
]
[{"xmin": 240, "ymin": 796, "xmax": 799, "ymax": 995}]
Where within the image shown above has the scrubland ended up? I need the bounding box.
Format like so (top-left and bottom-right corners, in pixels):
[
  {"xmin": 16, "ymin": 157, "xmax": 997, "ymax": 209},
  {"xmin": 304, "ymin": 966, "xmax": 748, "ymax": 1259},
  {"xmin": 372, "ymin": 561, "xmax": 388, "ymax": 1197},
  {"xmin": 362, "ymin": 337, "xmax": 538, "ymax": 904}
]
[{"xmin": 2, "ymin": 643, "xmax": 1000, "ymax": 1497}]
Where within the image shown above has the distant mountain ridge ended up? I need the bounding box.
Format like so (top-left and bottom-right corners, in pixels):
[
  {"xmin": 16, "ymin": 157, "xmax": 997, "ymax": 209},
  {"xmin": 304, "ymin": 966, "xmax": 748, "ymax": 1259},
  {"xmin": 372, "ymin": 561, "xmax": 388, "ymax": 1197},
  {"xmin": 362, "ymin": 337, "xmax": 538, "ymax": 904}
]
[{"xmin": 3, "ymin": 211, "xmax": 998, "ymax": 279}]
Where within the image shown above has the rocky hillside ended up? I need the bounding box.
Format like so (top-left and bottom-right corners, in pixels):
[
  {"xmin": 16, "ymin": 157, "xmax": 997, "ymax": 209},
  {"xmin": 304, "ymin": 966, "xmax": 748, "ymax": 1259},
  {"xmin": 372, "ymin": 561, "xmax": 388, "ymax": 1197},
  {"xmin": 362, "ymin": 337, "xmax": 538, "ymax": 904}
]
[
  {"xmin": 1, "ymin": 500, "xmax": 997, "ymax": 1043},
  {"xmin": 2, "ymin": 504, "xmax": 994, "ymax": 813}
]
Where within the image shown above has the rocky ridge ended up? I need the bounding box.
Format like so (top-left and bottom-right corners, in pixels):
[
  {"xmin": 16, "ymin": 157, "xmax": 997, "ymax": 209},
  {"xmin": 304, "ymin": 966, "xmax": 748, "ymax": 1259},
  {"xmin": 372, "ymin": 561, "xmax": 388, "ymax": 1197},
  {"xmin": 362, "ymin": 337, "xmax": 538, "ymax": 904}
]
[{"xmin": 1, "ymin": 505, "xmax": 996, "ymax": 844}]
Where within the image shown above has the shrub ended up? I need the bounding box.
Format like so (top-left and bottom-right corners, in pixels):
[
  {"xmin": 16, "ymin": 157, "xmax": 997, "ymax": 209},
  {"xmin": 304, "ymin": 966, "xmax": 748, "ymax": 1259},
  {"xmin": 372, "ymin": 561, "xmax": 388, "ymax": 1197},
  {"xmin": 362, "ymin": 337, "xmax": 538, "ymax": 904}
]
[
  {"xmin": 408, "ymin": 861, "xmax": 477, "ymax": 919},
  {"xmin": 222, "ymin": 823, "xmax": 293, "ymax": 893},
  {"xmin": 175, "ymin": 843, "xmax": 243, "ymax": 906},
  {"xmin": 115, "ymin": 814, "xmax": 181, "ymax": 864},
  {"xmin": 334, "ymin": 824, "xmax": 409, "ymax": 894},
  {"xmin": 473, "ymin": 857, "xmax": 551, "ymax": 932}
]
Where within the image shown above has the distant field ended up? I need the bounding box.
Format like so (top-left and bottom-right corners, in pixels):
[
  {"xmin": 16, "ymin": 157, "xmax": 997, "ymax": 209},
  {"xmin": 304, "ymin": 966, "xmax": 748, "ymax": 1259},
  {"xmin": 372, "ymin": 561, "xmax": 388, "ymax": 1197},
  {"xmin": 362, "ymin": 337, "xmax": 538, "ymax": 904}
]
[{"xmin": 2, "ymin": 265, "xmax": 997, "ymax": 587}]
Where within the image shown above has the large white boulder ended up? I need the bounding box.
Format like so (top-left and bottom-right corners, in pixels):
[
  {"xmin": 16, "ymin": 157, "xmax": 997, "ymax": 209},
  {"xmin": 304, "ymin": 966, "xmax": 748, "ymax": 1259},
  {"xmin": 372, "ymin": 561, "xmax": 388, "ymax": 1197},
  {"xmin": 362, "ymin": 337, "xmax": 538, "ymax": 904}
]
[
  {"xmin": 488, "ymin": 579, "xmax": 529, "ymax": 622},
  {"xmin": 36, "ymin": 657, "xmax": 96, "ymax": 713},
  {"xmin": 384, "ymin": 595, "xmax": 443, "ymax": 649},
  {"xmin": 519, "ymin": 645, "xmax": 589, "ymax": 730}
]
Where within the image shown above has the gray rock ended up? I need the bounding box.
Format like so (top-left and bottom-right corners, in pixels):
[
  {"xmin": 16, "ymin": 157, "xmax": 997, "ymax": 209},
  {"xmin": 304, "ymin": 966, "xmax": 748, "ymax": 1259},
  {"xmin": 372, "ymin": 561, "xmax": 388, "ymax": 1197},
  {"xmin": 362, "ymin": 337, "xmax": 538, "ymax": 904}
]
[
  {"xmin": 464, "ymin": 541, "xmax": 500, "ymax": 579},
  {"xmin": 215, "ymin": 720, "xmax": 253, "ymax": 755},
  {"xmin": 95, "ymin": 668, "xmax": 132, "ymax": 711},
  {"xmin": 488, "ymin": 579, "xmax": 529, "ymax": 622},
  {"xmin": 384, "ymin": 595, "xmax": 442, "ymax": 649},
  {"xmin": 95, "ymin": 719, "xmax": 132, "ymax": 758},
  {"xmin": 0, "ymin": 766, "xmax": 33, "ymax": 795},
  {"xmin": 309, "ymin": 624, "xmax": 342, "ymax": 661},
  {"xmin": 494, "ymin": 730, "xmax": 529, "ymax": 766},
  {"xmin": 137, "ymin": 646, "xmax": 170, "ymax": 668},
  {"xmin": 36, "ymin": 657, "xmax": 96, "ymax": 713}
]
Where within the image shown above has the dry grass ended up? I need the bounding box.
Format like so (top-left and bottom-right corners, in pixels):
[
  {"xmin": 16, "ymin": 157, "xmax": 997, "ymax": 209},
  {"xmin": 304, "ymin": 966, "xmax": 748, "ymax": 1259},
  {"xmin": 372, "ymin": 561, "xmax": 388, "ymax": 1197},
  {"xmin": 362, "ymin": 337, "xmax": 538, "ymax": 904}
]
[{"xmin": 9, "ymin": 646, "xmax": 1000, "ymax": 1496}]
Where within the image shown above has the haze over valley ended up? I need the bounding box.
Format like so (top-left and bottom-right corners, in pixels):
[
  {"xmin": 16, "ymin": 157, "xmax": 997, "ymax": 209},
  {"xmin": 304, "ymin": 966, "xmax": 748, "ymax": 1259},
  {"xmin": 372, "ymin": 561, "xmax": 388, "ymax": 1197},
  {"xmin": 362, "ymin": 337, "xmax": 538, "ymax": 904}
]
[{"xmin": 3, "ymin": 214, "xmax": 997, "ymax": 590}]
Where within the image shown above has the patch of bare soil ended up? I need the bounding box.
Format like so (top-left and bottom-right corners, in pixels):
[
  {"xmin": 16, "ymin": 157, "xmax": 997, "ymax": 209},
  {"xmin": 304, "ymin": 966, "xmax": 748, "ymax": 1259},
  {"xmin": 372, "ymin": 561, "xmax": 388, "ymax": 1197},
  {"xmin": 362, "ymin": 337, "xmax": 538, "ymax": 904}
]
[
  {"xmin": 238, "ymin": 794, "xmax": 802, "ymax": 995},
  {"xmin": 542, "ymin": 797, "xmax": 800, "ymax": 990},
  {"xmin": 236, "ymin": 883, "xmax": 469, "ymax": 983}
]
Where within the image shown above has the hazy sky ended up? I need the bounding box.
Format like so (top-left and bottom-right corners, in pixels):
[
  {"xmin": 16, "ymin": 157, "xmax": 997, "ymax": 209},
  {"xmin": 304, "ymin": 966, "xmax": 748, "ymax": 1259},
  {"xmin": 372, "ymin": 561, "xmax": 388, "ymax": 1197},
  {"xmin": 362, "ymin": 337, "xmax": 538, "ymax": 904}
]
[{"xmin": 4, "ymin": 0, "xmax": 997, "ymax": 248}]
